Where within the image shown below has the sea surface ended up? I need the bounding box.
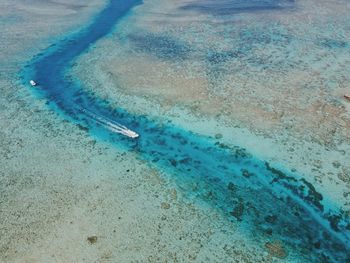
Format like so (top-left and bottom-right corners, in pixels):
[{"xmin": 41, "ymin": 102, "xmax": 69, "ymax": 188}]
[{"xmin": 1, "ymin": 0, "xmax": 350, "ymax": 262}]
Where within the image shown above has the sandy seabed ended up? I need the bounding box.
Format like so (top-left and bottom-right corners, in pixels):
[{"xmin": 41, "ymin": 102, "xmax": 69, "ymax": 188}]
[
  {"xmin": 1, "ymin": 0, "xmax": 350, "ymax": 262},
  {"xmin": 0, "ymin": 1, "xmax": 278, "ymax": 262}
]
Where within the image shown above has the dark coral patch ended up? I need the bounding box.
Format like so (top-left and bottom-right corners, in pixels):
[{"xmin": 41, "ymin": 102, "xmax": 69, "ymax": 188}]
[
  {"xmin": 319, "ymin": 38, "xmax": 348, "ymax": 49},
  {"xmin": 180, "ymin": 0, "xmax": 295, "ymax": 15},
  {"xmin": 128, "ymin": 33, "xmax": 192, "ymax": 60}
]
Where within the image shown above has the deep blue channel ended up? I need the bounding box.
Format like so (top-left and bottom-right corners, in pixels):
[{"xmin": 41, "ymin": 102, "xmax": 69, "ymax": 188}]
[{"xmin": 22, "ymin": 0, "xmax": 350, "ymax": 261}]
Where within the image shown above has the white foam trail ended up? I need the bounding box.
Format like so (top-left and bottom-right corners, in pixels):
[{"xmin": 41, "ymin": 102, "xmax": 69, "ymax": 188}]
[{"xmin": 80, "ymin": 108, "xmax": 139, "ymax": 138}]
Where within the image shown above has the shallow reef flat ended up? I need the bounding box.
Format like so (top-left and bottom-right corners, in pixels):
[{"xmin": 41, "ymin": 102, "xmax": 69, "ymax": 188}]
[
  {"xmin": 70, "ymin": 0, "xmax": 350, "ymax": 260},
  {"xmin": 0, "ymin": 0, "xmax": 291, "ymax": 262},
  {"xmin": 1, "ymin": 0, "xmax": 350, "ymax": 262}
]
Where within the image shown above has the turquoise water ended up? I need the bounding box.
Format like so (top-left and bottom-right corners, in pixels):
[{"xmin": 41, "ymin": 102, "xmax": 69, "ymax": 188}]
[{"xmin": 22, "ymin": 0, "xmax": 350, "ymax": 261}]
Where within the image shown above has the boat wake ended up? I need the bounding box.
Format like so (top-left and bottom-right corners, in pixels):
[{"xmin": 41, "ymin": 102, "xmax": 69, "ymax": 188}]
[{"xmin": 81, "ymin": 108, "xmax": 139, "ymax": 138}]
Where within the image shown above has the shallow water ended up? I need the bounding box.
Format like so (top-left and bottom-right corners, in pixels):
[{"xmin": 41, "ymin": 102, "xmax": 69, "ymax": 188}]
[
  {"xmin": 180, "ymin": 0, "xmax": 295, "ymax": 15},
  {"xmin": 20, "ymin": 0, "xmax": 350, "ymax": 261}
]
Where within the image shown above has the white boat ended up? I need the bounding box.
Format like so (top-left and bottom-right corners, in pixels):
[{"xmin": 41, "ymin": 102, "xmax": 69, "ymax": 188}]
[
  {"xmin": 117, "ymin": 126, "xmax": 139, "ymax": 138},
  {"xmin": 30, "ymin": 80, "xmax": 37, "ymax": 86},
  {"xmin": 104, "ymin": 120, "xmax": 139, "ymax": 138},
  {"xmin": 81, "ymin": 108, "xmax": 139, "ymax": 139}
]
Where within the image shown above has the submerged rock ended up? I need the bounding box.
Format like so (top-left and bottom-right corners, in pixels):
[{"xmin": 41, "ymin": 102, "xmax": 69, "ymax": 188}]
[
  {"xmin": 265, "ymin": 241, "xmax": 287, "ymax": 259},
  {"xmin": 241, "ymin": 169, "xmax": 254, "ymax": 178},
  {"xmin": 87, "ymin": 236, "xmax": 98, "ymax": 244},
  {"xmin": 227, "ymin": 182, "xmax": 236, "ymax": 192},
  {"xmin": 161, "ymin": 202, "xmax": 170, "ymax": 209},
  {"xmin": 332, "ymin": 161, "xmax": 341, "ymax": 169},
  {"xmin": 169, "ymin": 159, "xmax": 177, "ymax": 167},
  {"xmin": 230, "ymin": 200, "xmax": 244, "ymax": 221},
  {"xmin": 215, "ymin": 133, "xmax": 223, "ymax": 139},
  {"xmin": 264, "ymin": 214, "xmax": 277, "ymax": 224}
]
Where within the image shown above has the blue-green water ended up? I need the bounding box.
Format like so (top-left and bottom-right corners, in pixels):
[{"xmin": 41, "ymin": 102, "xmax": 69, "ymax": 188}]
[{"xmin": 22, "ymin": 0, "xmax": 350, "ymax": 261}]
